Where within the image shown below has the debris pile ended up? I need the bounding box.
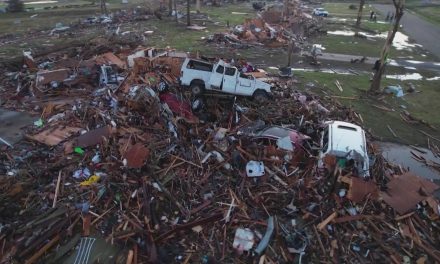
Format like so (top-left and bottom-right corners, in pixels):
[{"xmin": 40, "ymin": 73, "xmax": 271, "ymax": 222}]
[
  {"xmin": 208, "ymin": 3, "xmax": 323, "ymax": 48},
  {"xmin": 0, "ymin": 45, "xmax": 440, "ymax": 264}
]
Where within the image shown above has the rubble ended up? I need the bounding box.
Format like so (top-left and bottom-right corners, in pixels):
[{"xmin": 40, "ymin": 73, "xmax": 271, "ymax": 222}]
[
  {"xmin": 208, "ymin": 3, "xmax": 324, "ymax": 48},
  {"xmin": 0, "ymin": 43, "xmax": 439, "ymax": 264}
]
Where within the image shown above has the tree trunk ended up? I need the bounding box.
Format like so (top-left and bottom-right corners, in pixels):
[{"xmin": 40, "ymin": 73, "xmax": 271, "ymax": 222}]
[
  {"xmin": 356, "ymin": 0, "xmax": 365, "ymax": 27},
  {"xmin": 174, "ymin": 0, "xmax": 178, "ymax": 22},
  {"xmin": 196, "ymin": 0, "xmax": 200, "ymax": 13},
  {"xmin": 370, "ymin": 0, "xmax": 405, "ymax": 93},
  {"xmin": 287, "ymin": 40, "xmax": 294, "ymax": 67},
  {"xmin": 187, "ymin": 0, "xmax": 191, "ymax": 26},
  {"xmin": 283, "ymin": 0, "xmax": 289, "ymax": 21},
  {"xmin": 168, "ymin": 0, "xmax": 172, "ymax": 16},
  {"xmin": 101, "ymin": 0, "xmax": 108, "ymax": 16}
]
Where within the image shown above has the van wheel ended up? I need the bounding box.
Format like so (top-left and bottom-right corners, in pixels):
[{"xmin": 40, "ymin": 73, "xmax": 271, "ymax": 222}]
[
  {"xmin": 191, "ymin": 82, "xmax": 204, "ymax": 95},
  {"xmin": 253, "ymin": 90, "xmax": 268, "ymax": 103}
]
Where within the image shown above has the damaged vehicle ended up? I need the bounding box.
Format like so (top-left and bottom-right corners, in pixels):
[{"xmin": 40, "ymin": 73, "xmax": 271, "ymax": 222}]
[
  {"xmin": 312, "ymin": 8, "xmax": 329, "ymax": 17},
  {"xmin": 318, "ymin": 121, "xmax": 370, "ymax": 177},
  {"xmin": 180, "ymin": 58, "xmax": 272, "ymax": 102},
  {"xmin": 238, "ymin": 121, "xmax": 311, "ymax": 152}
]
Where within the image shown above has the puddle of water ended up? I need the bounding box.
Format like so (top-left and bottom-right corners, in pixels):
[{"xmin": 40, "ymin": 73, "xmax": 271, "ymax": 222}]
[
  {"xmin": 427, "ymin": 76, "xmax": 440, "ymax": 81},
  {"xmin": 25, "ymin": 0, "xmax": 58, "ymax": 4},
  {"xmin": 232, "ymin": 12, "xmax": 248, "ymax": 15},
  {"xmin": 406, "ymin": 60, "xmax": 425, "ymax": 64},
  {"xmin": 385, "ymin": 72, "xmax": 423, "ymax": 80},
  {"xmin": 326, "ymin": 30, "xmax": 421, "ymax": 51},
  {"xmin": 404, "ymin": 66, "xmax": 417, "ymax": 70},
  {"xmin": 327, "ymin": 30, "xmax": 354, "ymax": 36},
  {"xmin": 378, "ymin": 142, "xmax": 440, "ymax": 180},
  {"xmin": 0, "ymin": 108, "xmax": 34, "ymax": 146}
]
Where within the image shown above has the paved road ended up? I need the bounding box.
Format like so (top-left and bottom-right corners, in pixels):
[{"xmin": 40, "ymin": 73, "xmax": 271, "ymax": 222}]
[
  {"xmin": 374, "ymin": 4, "xmax": 440, "ymax": 60},
  {"xmin": 320, "ymin": 52, "xmax": 440, "ymax": 72}
]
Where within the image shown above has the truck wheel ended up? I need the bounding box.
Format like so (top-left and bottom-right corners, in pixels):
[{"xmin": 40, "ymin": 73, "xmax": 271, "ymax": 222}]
[
  {"xmin": 191, "ymin": 83, "xmax": 204, "ymax": 95},
  {"xmin": 253, "ymin": 90, "xmax": 268, "ymax": 103}
]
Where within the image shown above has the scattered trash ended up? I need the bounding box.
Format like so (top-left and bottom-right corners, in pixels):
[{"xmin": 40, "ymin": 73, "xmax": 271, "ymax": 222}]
[
  {"xmin": 246, "ymin": 161, "xmax": 265, "ymax": 177},
  {"xmin": 73, "ymin": 168, "xmax": 91, "ymax": 179},
  {"xmin": 34, "ymin": 118, "xmax": 43, "ymax": 127},
  {"xmin": 0, "ymin": 33, "xmax": 439, "ymax": 264},
  {"xmin": 233, "ymin": 228, "xmax": 255, "ymax": 253},
  {"xmin": 384, "ymin": 85, "xmax": 404, "ymax": 97},
  {"xmin": 80, "ymin": 175, "xmax": 100, "ymax": 186}
]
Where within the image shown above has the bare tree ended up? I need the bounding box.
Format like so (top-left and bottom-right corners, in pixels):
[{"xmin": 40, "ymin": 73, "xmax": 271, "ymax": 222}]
[
  {"xmin": 287, "ymin": 40, "xmax": 294, "ymax": 67},
  {"xmin": 196, "ymin": 0, "xmax": 200, "ymax": 13},
  {"xmin": 174, "ymin": 0, "xmax": 178, "ymax": 22},
  {"xmin": 187, "ymin": 0, "xmax": 191, "ymax": 26},
  {"xmin": 169, "ymin": 0, "xmax": 172, "ymax": 16},
  {"xmin": 100, "ymin": 0, "xmax": 108, "ymax": 16},
  {"xmin": 283, "ymin": 0, "xmax": 289, "ymax": 21},
  {"xmin": 356, "ymin": 0, "xmax": 365, "ymax": 27},
  {"xmin": 6, "ymin": 0, "xmax": 24, "ymax": 12},
  {"xmin": 370, "ymin": 0, "xmax": 405, "ymax": 93}
]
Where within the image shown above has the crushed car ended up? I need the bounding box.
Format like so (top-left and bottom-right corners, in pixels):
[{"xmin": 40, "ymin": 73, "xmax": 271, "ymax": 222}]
[
  {"xmin": 238, "ymin": 121, "xmax": 311, "ymax": 152},
  {"xmin": 318, "ymin": 121, "xmax": 370, "ymax": 177}
]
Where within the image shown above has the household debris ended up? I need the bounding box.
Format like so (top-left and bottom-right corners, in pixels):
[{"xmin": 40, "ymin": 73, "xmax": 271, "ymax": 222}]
[
  {"xmin": 208, "ymin": 4, "xmax": 324, "ymax": 48},
  {"xmin": 0, "ymin": 43, "xmax": 439, "ymax": 264}
]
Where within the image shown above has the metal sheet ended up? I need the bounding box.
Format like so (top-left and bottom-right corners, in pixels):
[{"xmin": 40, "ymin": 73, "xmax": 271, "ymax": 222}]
[
  {"xmin": 124, "ymin": 143, "xmax": 150, "ymax": 168},
  {"xmin": 77, "ymin": 126, "xmax": 111, "ymax": 148},
  {"xmin": 381, "ymin": 172, "xmax": 439, "ymax": 214}
]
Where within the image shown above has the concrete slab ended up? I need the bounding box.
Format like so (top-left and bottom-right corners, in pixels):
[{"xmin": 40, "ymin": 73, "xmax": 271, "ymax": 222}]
[{"xmin": 0, "ymin": 108, "xmax": 35, "ymax": 146}]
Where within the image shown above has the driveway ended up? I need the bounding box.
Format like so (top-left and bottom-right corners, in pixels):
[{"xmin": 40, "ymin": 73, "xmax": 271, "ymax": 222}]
[{"xmin": 374, "ymin": 4, "xmax": 440, "ymax": 60}]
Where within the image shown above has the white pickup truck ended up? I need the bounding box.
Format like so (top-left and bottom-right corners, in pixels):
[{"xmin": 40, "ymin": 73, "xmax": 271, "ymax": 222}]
[{"xmin": 179, "ymin": 58, "xmax": 272, "ymax": 102}]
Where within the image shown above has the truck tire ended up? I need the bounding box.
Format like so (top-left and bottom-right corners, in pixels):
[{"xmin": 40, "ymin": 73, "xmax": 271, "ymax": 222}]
[
  {"xmin": 253, "ymin": 90, "xmax": 268, "ymax": 103},
  {"xmin": 190, "ymin": 82, "xmax": 205, "ymax": 95}
]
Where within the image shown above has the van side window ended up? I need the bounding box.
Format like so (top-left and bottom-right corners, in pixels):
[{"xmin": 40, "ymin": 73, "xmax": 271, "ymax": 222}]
[
  {"xmin": 216, "ymin": 65, "xmax": 225, "ymax": 74},
  {"xmin": 187, "ymin": 60, "xmax": 213, "ymax": 72},
  {"xmin": 225, "ymin": 67, "xmax": 236, "ymax": 76},
  {"xmin": 323, "ymin": 128, "xmax": 329, "ymax": 153}
]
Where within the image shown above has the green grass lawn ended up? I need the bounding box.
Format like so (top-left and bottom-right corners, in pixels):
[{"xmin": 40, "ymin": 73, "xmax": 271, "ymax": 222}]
[
  {"xmin": 200, "ymin": 3, "xmax": 254, "ymax": 26},
  {"xmin": 294, "ymin": 71, "xmax": 440, "ymax": 146},
  {"xmin": 0, "ymin": 1, "xmax": 256, "ymax": 60},
  {"xmin": 405, "ymin": 0, "xmax": 440, "ymax": 25},
  {"xmin": 323, "ymin": 2, "xmax": 380, "ymax": 18},
  {"xmin": 314, "ymin": 33, "xmax": 428, "ymax": 60},
  {"xmin": 407, "ymin": 5, "xmax": 440, "ymax": 26}
]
